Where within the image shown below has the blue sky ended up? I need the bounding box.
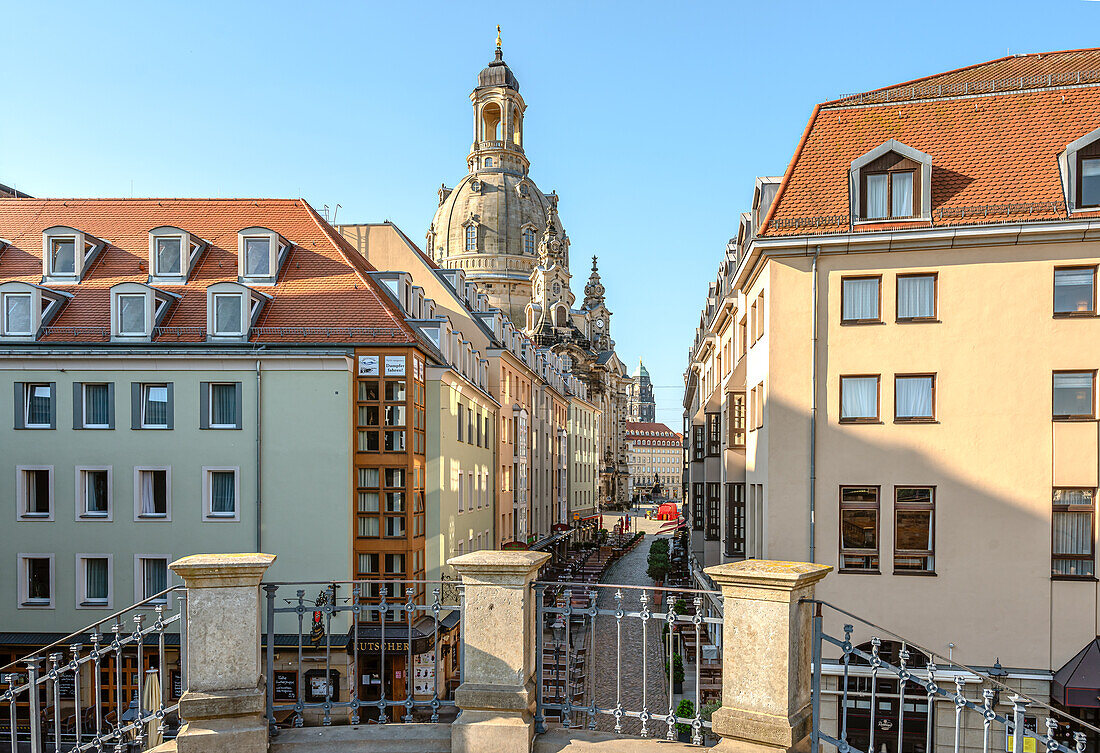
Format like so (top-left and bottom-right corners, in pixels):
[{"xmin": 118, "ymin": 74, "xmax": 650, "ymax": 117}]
[{"xmin": 3, "ymin": 0, "xmax": 1100, "ymax": 426}]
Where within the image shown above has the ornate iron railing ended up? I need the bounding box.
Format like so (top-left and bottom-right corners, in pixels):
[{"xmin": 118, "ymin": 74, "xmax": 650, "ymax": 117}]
[
  {"xmin": 532, "ymin": 581, "xmax": 723, "ymax": 746},
  {"xmin": 262, "ymin": 580, "xmax": 463, "ymax": 731},
  {"xmin": 808, "ymin": 599, "xmax": 1098, "ymax": 753},
  {"xmin": 0, "ymin": 586, "xmax": 185, "ymax": 752}
]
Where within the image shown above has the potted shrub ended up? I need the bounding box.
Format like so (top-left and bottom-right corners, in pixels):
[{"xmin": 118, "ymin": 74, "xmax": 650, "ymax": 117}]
[
  {"xmin": 665, "ymin": 652, "xmax": 684, "ymax": 695},
  {"xmin": 674, "ymin": 699, "xmax": 695, "ymax": 743}
]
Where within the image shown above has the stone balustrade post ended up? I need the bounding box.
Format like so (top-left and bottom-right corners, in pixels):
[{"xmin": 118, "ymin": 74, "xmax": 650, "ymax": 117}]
[
  {"xmin": 168, "ymin": 553, "xmax": 276, "ymax": 753},
  {"xmin": 703, "ymin": 560, "xmax": 832, "ymax": 753},
  {"xmin": 449, "ymin": 549, "xmax": 550, "ymax": 753}
]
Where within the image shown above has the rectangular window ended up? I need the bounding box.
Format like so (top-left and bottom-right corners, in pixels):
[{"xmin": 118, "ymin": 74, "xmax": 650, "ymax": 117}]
[
  {"xmin": 1054, "ymin": 267, "xmax": 1096, "ymax": 316},
  {"xmin": 754, "ymin": 382, "xmax": 764, "ymax": 429},
  {"xmin": 864, "ymin": 171, "xmax": 915, "ymax": 220},
  {"xmin": 136, "ymin": 468, "xmax": 170, "ymax": 518},
  {"xmin": 894, "ymin": 374, "xmax": 935, "ymax": 422},
  {"xmin": 841, "ymin": 276, "xmax": 881, "ymax": 323},
  {"xmin": 385, "ymin": 380, "xmax": 406, "ymax": 401},
  {"xmin": 213, "ymin": 293, "xmax": 244, "ymax": 335},
  {"xmin": 209, "ymin": 383, "xmax": 238, "ymax": 428},
  {"xmin": 244, "ymin": 237, "xmax": 271, "ymax": 276},
  {"xmin": 204, "ymin": 468, "xmax": 238, "ymax": 519},
  {"xmin": 83, "ymin": 383, "xmax": 111, "ymax": 428},
  {"xmin": 79, "ymin": 556, "xmax": 111, "ymax": 607},
  {"xmin": 839, "ymin": 486, "xmax": 879, "ymax": 572},
  {"xmin": 142, "ymin": 384, "xmax": 170, "ymax": 428},
  {"xmin": 1079, "ymin": 156, "xmax": 1100, "ymax": 208},
  {"xmin": 705, "ymin": 482, "xmax": 721, "ymax": 541},
  {"xmin": 139, "ymin": 557, "xmax": 169, "ymax": 602},
  {"xmin": 384, "ymin": 430, "xmax": 406, "ymax": 452},
  {"xmin": 385, "ymin": 553, "xmax": 405, "ymax": 575},
  {"xmin": 725, "ymin": 482, "xmax": 746, "ymax": 558},
  {"xmin": 894, "ymin": 487, "xmax": 934, "ymax": 574},
  {"xmin": 358, "ymin": 516, "xmax": 380, "ymax": 537},
  {"xmin": 692, "ymin": 425, "xmax": 705, "ymax": 462},
  {"xmin": 20, "ymin": 555, "xmax": 53, "ymax": 607},
  {"xmin": 155, "ymin": 236, "xmax": 182, "ymax": 275},
  {"xmin": 840, "ymin": 375, "xmax": 879, "ymax": 422},
  {"xmin": 891, "ymin": 172, "xmax": 914, "ymax": 218},
  {"xmin": 692, "ymin": 483, "xmax": 704, "ymax": 531},
  {"xmin": 1053, "ymin": 488, "xmax": 1096, "ymax": 578},
  {"xmin": 1053, "ymin": 371, "xmax": 1096, "ymax": 420},
  {"xmin": 458, "ymin": 404, "xmax": 465, "ymax": 442},
  {"xmin": 358, "ymin": 553, "xmax": 379, "ymax": 575},
  {"xmin": 3, "ymin": 292, "xmax": 33, "ymax": 335},
  {"xmin": 728, "ymin": 392, "xmax": 746, "ymax": 449},
  {"xmin": 79, "ymin": 468, "xmax": 111, "ymax": 518},
  {"xmin": 118, "ymin": 294, "xmax": 147, "ymax": 335},
  {"xmin": 385, "ymin": 515, "xmax": 406, "ymax": 537},
  {"xmin": 23, "ymin": 383, "xmax": 53, "ymax": 428},
  {"xmin": 18, "ymin": 467, "xmax": 53, "ymax": 518},
  {"xmin": 385, "ymin": 404, "xmax": 406, "ymax": 426},
  {"xmin": 706, "ymin": 413, "xmax": 721, "ymax": 456},
  {"xmin": 50, "ymin": 237, "xmax": 75, "ymax": 275},
  {"xmin": 897, "ymin": 274, "xmax": 937, "ymax": 320},
  {"xmin": 738, "ymin": 317, "xmax": 747, "ymax": 359},
  {"xmin": 865, "ymin": 173, "xmax": 889, "ymax": 219}
]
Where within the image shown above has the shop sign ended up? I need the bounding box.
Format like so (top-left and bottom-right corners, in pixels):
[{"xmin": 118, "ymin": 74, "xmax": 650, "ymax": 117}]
[
  {"xmin": 385, "ymin": 356, "xmax": 406, "ymax": 376},
  {"xmin": 353, "ymin": 636, "xmax": 433, "ymax": 654},
  {"xmin": 358, "ymin": 355, "xmax": 379, "ymax": 376}
]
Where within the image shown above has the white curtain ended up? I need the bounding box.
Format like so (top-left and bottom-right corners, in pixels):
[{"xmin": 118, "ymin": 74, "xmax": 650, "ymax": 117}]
[
  {"xmin": 865, "ymin": 174, "xmax": 888, "ymax": 219},
  {"xmin": 141, "ymin": 471, "xmax": 156, "ymax": 515},
  {"xmin": 211, "ymin": 471, "xmax": 235, "ymax": 514},
  {"xmin": 1053, "ymin": 511, "xmax": 1094, "ymax": 575},
  {"xmin": 892, "ymin": 172, "xmax": 914, "ymax": 217},
  {"xmin": 144, "ymin": 559, "xmax": 167, "ymax": 600},
  {"xmin": 841, "ymin": 377, "xmax": 877, "ymax": 419},
  {"xmin": 85, "ymin": 384, "xmax": 109, "ymax": 425},
  {"xmin": 896, "ymin": 377, "xmax": 933, "ymax": 418},
  {"xmin": 842, "ymin": 278, "xmax": 879, "ymax": 321},
  {"xmin": 898, "ymin": 276, "xmax": 935, "ymax": 318},
  {"xmin": 86, "ymin": 558, "xmax": 108, "ymax": 601}
]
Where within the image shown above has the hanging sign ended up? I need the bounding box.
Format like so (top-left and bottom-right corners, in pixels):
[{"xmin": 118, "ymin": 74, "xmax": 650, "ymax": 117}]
[{"xmin": 358, "ymin": 356, "xmax": 379, "ymax": 376}]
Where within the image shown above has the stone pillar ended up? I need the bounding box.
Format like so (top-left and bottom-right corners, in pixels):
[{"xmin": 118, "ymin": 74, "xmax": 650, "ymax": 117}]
[
  {"xmin": 703, "ymin": 560, "xmax": 832, "ymax": 753},
  {"xmin": 169, "ymin": 553, "xmax": 275, "ymax": 753},
  {"xmin": 449, "ymin": 549, "xmax": 550, "ymax": 753}
]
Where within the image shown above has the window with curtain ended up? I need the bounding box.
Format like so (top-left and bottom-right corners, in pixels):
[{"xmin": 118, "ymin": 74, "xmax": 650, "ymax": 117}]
[
  {"xmin": 895, "ymin": 375, "xmax": 934, "ymax": 421},
  {"xmin": 84, "ymin": 470, "xmax": 109, "ymax": 515},
  {"xmin": 891, "ymin": 172, "xmax": 914, "ymax": 217},
  {"xmin": 465, "ymin": 224, "xmax": 477, "ymax": 251},
  {"xmin": 385, "ymin": 405, "xmax": 405, "ymax": 426},
  {"xmin": 1080, "ymin": 156, "xmax": 1100, "ymax": 208},
  {"xmin": 385, "ymin": 515, "xmax": 405, "ymax": 537},
  {"xmin": 863, "ymin": 169, "xmax": 916, "ymax": 219},
  {"xmin": 209, "ymin": 470, "xmax": 236, "ymax": 515},
  {"xmin": 3, "ymin": 293, "xmax": 33, "ymax": 334},
  {"xmin": 865, "ymin": 174, "xmax": 888, "ymax": 219},
  {"xmin": 840, "ymin": 376, "xmax": 879, "ymax": 421},
  {"xmin": 1054, "ymin": 267, "xmax": 1096, "ymax": 315},
  {"xmin": 894, "ymin": 487, "xmax": 934, "ymax": 573},
  {"xmin": 244, "ymin": 237, "xmax": 271, "ymax": 276},
  {"xmin": 841, "ymin": 277, "xmax": 880, "ymax": 322},
  {"xmin": 118, "ymin": 294, "xmax": 146, "ymax": 335},
  {"xmin": 897, "ymin": 274, "xmax": 936, "ymax": 320},
  {"xmin": 139, "ymin": 469, "xmax": 168, "ymax": 516},
  {"xmin": 1053, "ymin": 372, "xmax": 1095, "ymax": 419},
  {"xmin": 25, "ymin": 383, "xmax": 52, "ymax": 427},
  {"xmin": 156, "ymin": 236, "xmax": 182, "ymax": 275},
  {"xmin": 50, "ymin": 238, "xmax": 76, "ymax": 275},
  {"xmin": 83, "ymin": 383, "xmax": 110, "ymax": 427},
  {"xmin": 210, "ymin": 383, "xmax": 237, "ymax": 427},
  {"xmin": 358, "ymin": 516, "xmax": 380, "ymax": 537},
  {"xmin": 84, "ymin": 558, "xmax": 109, "ymax": 603},
  {"xmin": 1053, "ymin": 488, "xmax": 1095, "ymax": 578},
  {"xmin": 214, "ymin": 293, "xmax": 244, "ymax": 335},
  {"xmin": 839, "ymin": 487, "xmax": 879, "ymax": 572},
  {"xmin": 384, "ymin": 430, "xmax": 405, "ymax": 452},
  {"xmin": 143, "ymin": 558, "xmax": 168, "ymax": 601},
  {"xmin": 143, "ymin": 384, "xmax": 169, "ymax": 428}
]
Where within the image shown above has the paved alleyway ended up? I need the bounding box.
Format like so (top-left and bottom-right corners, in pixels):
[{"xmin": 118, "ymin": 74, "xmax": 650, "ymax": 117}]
[{"xmin": 589, "ymin": 533, "xmax": 673, "ymax": 737}]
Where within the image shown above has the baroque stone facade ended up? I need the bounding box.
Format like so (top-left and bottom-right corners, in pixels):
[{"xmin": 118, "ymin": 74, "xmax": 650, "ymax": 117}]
[{"xmin": 628, "ymin": 360, "xmax": 656, "ymax": 422}]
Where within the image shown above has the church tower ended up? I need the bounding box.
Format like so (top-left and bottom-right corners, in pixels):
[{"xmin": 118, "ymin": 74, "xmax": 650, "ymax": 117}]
[
  {"xmin": 524, "ymin": 210, "xmax": 575, "ymax": 341},
  {"xmin": 584, "ymin": 256, "xmax": 613, "ymax": 352},
  {"xmin": 629, "ymin": 360, "xmax": 656, "ymax": 422},
  {"xmin": 429, "ymin": 28, "xmax": 565, "ymax": 326}
]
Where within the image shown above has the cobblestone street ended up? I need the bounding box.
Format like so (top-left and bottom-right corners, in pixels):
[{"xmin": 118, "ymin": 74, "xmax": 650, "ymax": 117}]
[{"xmin": 589, "ymin": 532, "xmax": 673, "ymax": 737}]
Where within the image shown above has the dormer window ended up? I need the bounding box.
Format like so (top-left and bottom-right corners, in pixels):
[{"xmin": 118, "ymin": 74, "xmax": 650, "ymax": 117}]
[
  {"xmin": 0, "ymin": 282, "xmax": 70, "ymax": 341},
  {"xmin": 213, "ymin": 293, "xmax": 244, "ymax": 336},
  {"xmin": 850, "ymin": 140, "xmax": 932, "ymax": 222},
  {"xmin": 864, "ymin": 170, "xmax": 914, "ymax": 219},
  {"xmin": 1080, "ymin": 154, "xmax": 1100, "ymax": 208},
  {"xmin": 117, "ymin": 294, "xmax": 147, "ymax": 336},
  {"xmin": 156, "ymin": 236, "xmax": 182, "ymax": 275},
  {"xmin": 237, "ymin": 227, "xmax": 289, "ymax": 285},
  {"xmin": 50, "ymin": 236, "xmax": 76, "ymax": 275},
  {"xmin": 148, "ymin": 227, "xmax": 207, "ymax": 282},
  {"xmin": 42, "ymin": 226, "xmax": 105, "ymax": 282},
  {"xmin": 245, "ymin": 237, "xmax": 271, "ymax": 275},
  {"xmin": 1060, "ymin": 129, "xmax": 1100, "ymax": 212},
  {"xmin": 3, "ymin": 292, "xmax": 32, "ymax": 335},
  {"xmin": 205, "ymin": 282, "xmax": 270, "ymax": 341},
  {"xmin": 109, "ymin": 283, "xmax": 177, "ymax": 342}
]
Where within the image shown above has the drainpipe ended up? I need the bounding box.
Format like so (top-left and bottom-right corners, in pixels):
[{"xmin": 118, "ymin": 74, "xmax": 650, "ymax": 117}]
[
  {"xmin": 809, "ymin": 246, "xmax": 820, "ymax": 562},
  {"xmin": 255, "ymin": 356, "xmax": 263, "ymax": 551}
]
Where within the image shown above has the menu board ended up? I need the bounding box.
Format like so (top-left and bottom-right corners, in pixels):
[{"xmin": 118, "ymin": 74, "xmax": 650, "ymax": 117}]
[
  {"xmin": 273, "ymin": 671, "xmax": 297, "ymax": 702},
  {"xmin": 358, "ymin": 355, "xmax": 379, "ymax": 376},
  {"xmin": 170, "ymin": 670, "xmax": 182, "ymax": 699}
]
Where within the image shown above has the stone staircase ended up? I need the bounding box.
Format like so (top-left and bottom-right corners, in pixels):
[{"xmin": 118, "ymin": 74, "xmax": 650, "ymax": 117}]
[{"xmin": 269, "ymin": 723, "xmax": 452, "ymax": 753}]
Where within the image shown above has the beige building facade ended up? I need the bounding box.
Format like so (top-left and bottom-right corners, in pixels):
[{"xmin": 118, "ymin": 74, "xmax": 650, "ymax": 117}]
[{"xmin": 625, "ymin": 422, "xmax": 682, "ymax": 502}]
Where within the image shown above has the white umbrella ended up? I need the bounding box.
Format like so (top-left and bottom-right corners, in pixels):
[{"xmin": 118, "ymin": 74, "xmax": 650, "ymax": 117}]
[{"xmin": 142, "ymin": 670, "xmax": 163, "ymax": 750}]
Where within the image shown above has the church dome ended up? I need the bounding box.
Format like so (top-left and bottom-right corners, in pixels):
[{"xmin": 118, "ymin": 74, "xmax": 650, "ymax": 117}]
[{"xmin": 479, "ymin": 49, "xmax": 519, "ymax": 92}]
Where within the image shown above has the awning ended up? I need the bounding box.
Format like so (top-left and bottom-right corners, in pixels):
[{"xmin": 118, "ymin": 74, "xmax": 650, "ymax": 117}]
[{"xmin": 1054, "ymin": 638, "xmax": 1100, "ymax": 708}]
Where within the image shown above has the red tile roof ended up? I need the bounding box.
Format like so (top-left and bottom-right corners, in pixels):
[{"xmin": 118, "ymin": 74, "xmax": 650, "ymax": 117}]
[
  {"xmin": 0, "ymin": 198, "xmax": 417, "ymax": 343},
  {"xmin": 760, "ymin": 49, "xmax": 1100, "ymax": 237},
  {"xmin": 625, "ymin": 421, "xmax": 680, "ymax": 440}
]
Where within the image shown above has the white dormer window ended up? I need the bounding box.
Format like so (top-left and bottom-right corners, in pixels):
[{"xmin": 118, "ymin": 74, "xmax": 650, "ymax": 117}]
[
  {"xmin": 849, "ymin": 140, "xmax": 932, "ymax": 222},
  {"xmin": 109, "ymin": 283, "xmax": 177, "ymax": 342},
  {"xmin": 118, "ymin": 294, "xmax": 147, "ymax": 336},
  {"xmin": 213, "ymin": 293, "xmax": 244, "ymax": 336},
  {"xmin": 245, "ymin": 237, "xmax": 270, "ymax": 275},
  {"xmin": 205, "ymin": 282, "xmax": 270, "ymax": 341},
  {"xmin": 4, "ymin": 292, "xmax": 32, "ymax": 335},
  {"xmin": 0, "ymin": 282, "xmax": 70, "ymax": 341},
  {"xmin": 1059, "ymin": 128, "xmax": 1100, "ymax": 212},
  {"xmin": 237, "ymin": 227, "xmax": 289, "ymax": 284},
  {"xmin": 42, "ymin": 226, "xmax": 105, "ymax": 283},
  {"xmin": 50, "ymin": 236, "xmax": 76, "ymax": 274}
]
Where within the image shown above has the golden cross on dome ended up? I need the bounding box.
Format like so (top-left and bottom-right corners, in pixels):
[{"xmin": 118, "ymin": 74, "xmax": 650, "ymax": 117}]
[{"xmin": 496, "ymin": 25, "xmax": 502, "ymax": 49}]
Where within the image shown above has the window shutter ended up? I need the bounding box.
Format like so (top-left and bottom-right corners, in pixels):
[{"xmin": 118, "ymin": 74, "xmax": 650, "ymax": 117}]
[
  {"xmin": 13, "ymin": 382, "xmax": 24, "ymax": 430},
  {"xmin": 48, "ymin": 382, "xmax": 56, "ymax": 429},
  {"xmin": 166, "ymin": 383, "xmax": 174, "ymax": 430},
  {"xmin": 131, "ymin": 383, "xmax": 142, "ymax": 430},
  {"xmin": 73, "ymin": 382, "xmax": 84, "ymax": 430},
  {"xmin": 199, "ymin": 382, "xmax": 210, "ymax": 429},
  {"xmin": 234, "ymin": 382, "xmax": 243, "ymax": 429},
  {"xmin": 107, "ymin": 383, "xmax": 115, "ymax": 430}
]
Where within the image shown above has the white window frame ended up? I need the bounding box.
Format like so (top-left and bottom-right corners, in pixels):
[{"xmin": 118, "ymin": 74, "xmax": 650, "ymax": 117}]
[
  {"xmin": 134, "ymin": 554, "xmax": 172, "ymax": 604},
  {"xmin": 141, "ymin": 383, "xmax": 170, "ymax": 429},
  {"xmin": 75, "ymin": 465, "xmax": 113, "ymax": 521},
  {"xmin": 237, "ymin": 227, "xmax": 288, "ymax": 284},
  {"xmin": 212, "ymin": 292, "xmax": 246, "ymax": 336},
  {"xmin": 2, "ymin": 291, "xmax": 34, "ymax": 336},
  {"xmin": 48, "ymin": 235, "xmax": 78, "ymax": 276},
  {"xmin": 243, "ymin": 236, "xmax": 272, "ymax": 276},
  {"xmin": 23, "ymin": 383, "xmax": 53, "ymax": 429},
  {"xmin": 75, "ymin": 553, "xmax": 114, "ymax": 609},
  {"xmin": 18, "ymin": 553, "xmax": 55, "ymax": 609},
  {"xmin": 154, "ymin": 234, "xmax": 184, "ymax": 276},
  {"xmin": 82, "ymin": 382, "xmax": 112, "ymax": 429},
  {"xmin": 16, "ymin": 465, "xmax": 54, "ymax": 521},
  {"xmin": 133, "ymin": 466, "xmax": 172, "ymax": 521},
  {"xmin": 202, "ymin": 466, "xmax": 241, "ymax": 522},
  {"xmin": 116, "ymin": 293, "xmax": 148, "ymax": 336},
  {"xmin": 208, "ymin": 383, "xmax": 238, "ymax": 429}
]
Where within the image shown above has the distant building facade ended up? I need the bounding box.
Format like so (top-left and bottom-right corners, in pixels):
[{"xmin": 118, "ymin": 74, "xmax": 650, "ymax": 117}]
[
  {"xmin": 625, "ymin": 422, "xmax": 681, "ymax": 502},
  {"xmin": 628, "ymin": 360, "xmax": 656, "ymax": 422}
]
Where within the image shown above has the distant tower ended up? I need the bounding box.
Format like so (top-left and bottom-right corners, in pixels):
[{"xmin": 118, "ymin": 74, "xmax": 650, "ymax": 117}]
[
  {"xmin": 524, "ymin": 208, "xmax": 575, "ymax": 338},
  {"xmin": 629, "ymin": 360, "xmax": 656, "ymax": 422},
  {"xmin": 583, "ymin": 256, "xmax": 612, "ymax": 351}
]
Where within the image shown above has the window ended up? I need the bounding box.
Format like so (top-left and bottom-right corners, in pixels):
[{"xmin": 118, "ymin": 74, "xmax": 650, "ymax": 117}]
[
  {"xmin": 244, "ymin": 237, "xmax": 271, "ymax": 276},
  {"xmin": 19, "ymin": 382, "xmax": 54, "ymax": 429},
  {"xmin": 523, "ymin": 228, "xmax": 535, "ymax": 256},
  {"xmin": 841, "ymin": 276, "xmax": 881, "ymax": 323},
  {"xmin": 839, "ymin": 487, "xmax": 879, "ymax": 572},
  {"xmin": 691, "ymin": 425, "xmax": 705, "ymax": 461},
  {"xmin": 465, "ymin": 224, "xmax": 477, "ymax": 252},
  {"xmin": 213, "ymin": 293, "xmax": 244, "ymax": 335},
  {"xmin": 728, "ymin": 392, "xmax": 746, "ymax": 449},
  {"xmin": 1054, "ymin": 267, "xmax": 1096, "ymax": 316},
  {"xmin": 897, "ymin": 274, "xmax": 937, "ymax": 320},
  {"xmin": 81, "ymin": 383, "xmax": 113, "ymax": 428},
  {"xmin": 358, "ymin": 553, "xmax": 379, "ymax": 575},
  {"xmin": 49, "ymin": 237, "xmax": 76, "ymax": 275},
  {"xmin": 725, "ymin": 482, "xmax": 746, "ymax": 558},
  {"xmin": 458, "ymin": 404, "xmax": 465, "ymax": 442},
  {"xmin": 1053, "ymin": 371, "xmax": 1096, "ymax": 419},
  {"xmin": 385, "ymin": 515, "xmax": 406, "ymax": 537},
  {"xmin": 384, "ymin": 430, "xmax": 406, "ymax": 452},
  {"xmin": 484, "ymin": 158, "xmax": 493, "ymax": 168},
  {"xmin": 385, "ymin": 553, "xmax": 405, "ymax": 575},
  {"xmin": 754, "ymin": 382, "xmax": 764, "ymax": 430},
  {"xmin": 706, "ymin": 413, "xmax": 720, "ymax": 456},
  {"xmin": 738, "ymin": 317, "xmax": 747, "ymax": 359},
  {"xmin": 77, "ymin": 467, "xmax": 111, "ymax": 519},
  {"xmin": 137, "ymin": 557, "xmax": 169, "ymax": 603},
  {"xmin": 894, "ymin": 375, "xmax": 935, "ymax": 422},
  {"xmin": 78, "ymin": 555, "xmax": 111, "ymax": 608},
  {"xmin": 692, "ymin": 483, "xmax": 704, "ymax": 531},
  {"xmin": 385, "ymin": 404, "xmax": 405, "ymax": 426},
  {"xmin": 135, "ymin": 468, "xmax": 170, "ymax": 519},
  {"xmin": 202, "ymin": 382, "xmax": 241, "ymax": 429},
  {"xmin": 705, "ymin": 482, "xmax": 721, "ymax": 541},
  {"xmin": 17, "ymin": 467, "xmax": 53, "ymax": 519},
  {"xmin": 3, "ymin": 292, "xmax": 33, "ymax": 335},
  {"xmin": 1078, "ymin": 154, "xmax": 1100, "ymax": 209},
  {"xmin": 19, "ymin": 555, "xmax": 54, "ymax": 608},
  {"xmin": 840, "ymin": 376, "xmax": 879, "ymax": 422},
  {"xmin": 117, "ymin": 294, "xmax": 147, "ymax": 336},
  {"xmin": 138, "ymin": 383, "xmax": 171, "ymax": 429},
  {"xmin": 1053, "ymin": 488, "xmax": 1095, "ymax": 578},
  {"xmin": 203, "ymin": 468, "xmax": 239, "ymax": 520},
  {"xmin": 894, "ymin": 487, "xmax": 934, "ymax": 574},
  {"xmin": 155, "ymin": 236, "xmax": 182, "ymax": 275}
]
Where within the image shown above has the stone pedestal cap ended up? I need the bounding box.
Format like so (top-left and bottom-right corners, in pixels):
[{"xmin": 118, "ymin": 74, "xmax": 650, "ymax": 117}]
[
  {"xmin": 448, "ymin": 551, "xmax": 549, "ymax": 582},
  {"xmin": 170, "ymin": 553, "xmax": 276, "ymax": 588},
  {"xmin": 705, "ymin": 560, "xmax": 831, "ymax": 595}
]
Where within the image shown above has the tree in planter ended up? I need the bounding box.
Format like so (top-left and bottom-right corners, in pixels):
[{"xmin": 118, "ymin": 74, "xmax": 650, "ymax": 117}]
[
  {"xmin": 672, "ymin": 599, "xmax": 687, "ymax": 616},
  {"xmin": 664, "ymin": 652, "xmax": 684, "ymax": 688},
  {"xmin": 647, "ymin": 538, "xmax": 671, "ymax": 581},
  {"xmin": 674, "ymin": 699, "xmax": 695, "ymax": 741}
]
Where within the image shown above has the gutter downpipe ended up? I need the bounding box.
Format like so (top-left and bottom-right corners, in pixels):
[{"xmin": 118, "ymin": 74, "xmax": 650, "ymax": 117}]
[
  {"xmin": 256, "ymin": 356, "xmax": 263, "ymax": 551},
  {"xmin": 810, "ymin": 245, "xmax": 820, "ymax": 563}
]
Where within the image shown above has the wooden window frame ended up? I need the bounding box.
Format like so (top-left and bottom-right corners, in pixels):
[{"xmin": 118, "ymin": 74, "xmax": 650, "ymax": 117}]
[
  {"xmin": 1076, "ymin": 148, "xmax": 1100, "ymax": 210},
  {"xmin": 691, "ymin": 483, "xmax": 704, "ymax": 531},
  {"xmin": 838, "ymin": 486, "xmax": 880, "ymax": 574},
  {"xmin": 692, "ymin": 425, "xmax": 705, "ymax": 462},
  {"xmin": 893, "ymin": 486, "xmax": 935, "ymax": 575},
  {"xmin": 728, "ymin": 391, "xmax": 746, "ymax": 449},
  {"xmin": 706, "ymin": 412, "xmax": 721, "ymax": 456},
  {"xmin": 705, "ymin": 482, "xmax": 721, "ymax": 541},
  {"xmin": 839, "ymin": 374, "xmax": 881, "ymax": 423},
  {"xmin": 1053, "ymin": 370, "xmax": 1097, "ymax": 421},
  {"xmin": 859, "ymin": 153, "xmax": 920, "ymax": 220},
  {"xmin": 1052, "ymin": 487, "xmax": 1097, "ymax": 580},
  {"xmin": 840, "ymin": 275, "xmax": 882, "ymax": 324},
  {"xmin": 895, "ymin": 272, "xmax": 938, "ymax": 322},
  {"xmin": 1053, "ymin": 266, "xmax": 1097, "ymax": 317},
  {"xmin": 738, "ymin": 317, "xmax": 747, "ymax": 360},
  {"xmin": 893, "ymin": 373, "xmax": 936, "ymax": 423},
  {"xmin": 724, "ymin": 482, "xmax": 746, "ymax": 558}
]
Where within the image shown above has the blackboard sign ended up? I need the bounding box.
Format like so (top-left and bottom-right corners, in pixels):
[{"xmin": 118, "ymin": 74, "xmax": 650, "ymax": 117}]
[
  {"xmin": 170, "ymin": 670, "xmax": 182, "ymax": 700},
  {"xmin": 273, "ymin": 671, "xmax": 297, "ymax": 701},
  {"xmin": 56, "ymin": 673, "xmax": 76, "ymax": 699}
]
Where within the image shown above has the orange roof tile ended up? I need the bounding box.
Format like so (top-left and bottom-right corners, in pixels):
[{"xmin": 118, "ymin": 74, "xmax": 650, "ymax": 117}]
[
  {"xmin": 0, "ymin": 198, "xmax": 417, "ymax": 344},
  {"xmin": 760, "ymin": 49, "xmax": 1100, "ymax": 237}
]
